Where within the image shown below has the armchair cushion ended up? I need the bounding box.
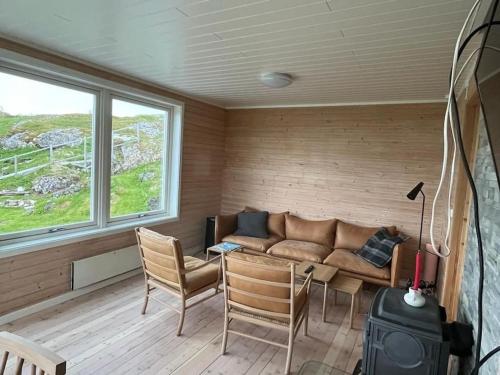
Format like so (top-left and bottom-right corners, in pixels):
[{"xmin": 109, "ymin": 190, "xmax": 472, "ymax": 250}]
[
  {"xmin": 136, "ymin": 227, "xmax": 185, "ymax": 284},
  {"xmin": 334, "ymin": 221, "xmax": 397, "ymax": 252},
  {"xmin": 222, "ymin": 234, "xmax": 282, "ymax": 252},
  {"xmin": 230, "ymin": 286, "xmax": 307, "ymax": 322},
  {"xmin": 285, "ymin": 214, "xmax": 336, "ymax": 247},
  {"xmin": 225, "ymin": 252, "xmax": 307, "ymax": 320},
  {"xmin": 226, "ymin": 252, "xmax": 292, "ymax": 314},
  {"xmin": 267, "ymin": 239, "xmax": 332, "ymax": 263},
  {"xmin": 323, "ymin": 249, "xmax": 390, "ymax": 280},
  {"xmin": 183, "ymin": 256, "xmax": 219, "ymax": 294}
]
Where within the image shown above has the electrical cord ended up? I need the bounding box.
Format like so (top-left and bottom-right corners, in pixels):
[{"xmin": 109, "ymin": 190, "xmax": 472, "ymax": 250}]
[
  {"xmin": 450, "ymin": 91, "xmax": 485, "ymax": 375},
  {"xmin": 436, "ymin": 0, "xmax": 500, "ymax": 372},
  {"xmin": 474, "ymin": 345, "xmax": 500, "ymax": 372},
  {"xmin": 457, "ymin": 20, "xmax": 500, "ymax": 58},
  {"xmin": 429, "ymin": 0, "xmax": 481, "ymax": 258},
  {"xmin": 465, "ymin": 0, "xmax": 500, "ymax": 371},
  {"xmin": 430, "ymin": 13, "xmax": 500, "ymax": 262},
  {"xmin": 453, "ymin": 90, "xmax": 500, "ymax": 374}
]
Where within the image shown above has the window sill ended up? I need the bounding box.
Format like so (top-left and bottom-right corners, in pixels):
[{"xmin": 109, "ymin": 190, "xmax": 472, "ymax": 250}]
[{"xmin": 0, "ymin": 215, "xmax": 179, "ymax": 259}]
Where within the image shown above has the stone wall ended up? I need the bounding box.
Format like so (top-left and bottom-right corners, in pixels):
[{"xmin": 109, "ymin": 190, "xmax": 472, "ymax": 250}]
[{"xmin": 457, "ymin": 121, "xmax": 500, "ymax": 375}]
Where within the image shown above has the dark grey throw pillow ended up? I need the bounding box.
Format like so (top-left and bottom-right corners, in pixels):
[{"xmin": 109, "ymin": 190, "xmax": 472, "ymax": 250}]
[
  {"xmin": 234, "ymin": 211, "xmax": 269, "ymax": 239},
  {"xmin": 356, "ymin": 228, "xmax": 407, "ymax": 268}
]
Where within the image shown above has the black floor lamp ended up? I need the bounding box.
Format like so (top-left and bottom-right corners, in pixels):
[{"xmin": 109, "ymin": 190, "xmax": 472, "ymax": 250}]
[{"xmin": 404, "ymin": 182, "xmax": 426, "ymax": 308}]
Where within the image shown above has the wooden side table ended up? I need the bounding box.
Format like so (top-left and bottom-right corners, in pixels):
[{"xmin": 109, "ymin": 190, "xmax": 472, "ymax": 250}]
[
  {"xmin": 296, "ymin": 262, "xmax": 338, "ymax": 322},
  {"xmin": 330, "ymin": 275, "xmax": 363, "ymax": 328}
]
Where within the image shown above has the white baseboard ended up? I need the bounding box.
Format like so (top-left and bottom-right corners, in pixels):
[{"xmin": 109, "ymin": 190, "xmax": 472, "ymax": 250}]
[{"xmin": 0, "ymin": 269, "xmax": 142, "ymax": 326}]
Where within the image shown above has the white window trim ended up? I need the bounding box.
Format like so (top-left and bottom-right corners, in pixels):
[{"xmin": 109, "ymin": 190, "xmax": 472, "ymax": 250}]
[
  {"xmin": 0, "ymin": 49, "xmax": 184, "ymax": 257},
  {"xmin": 105, "ymin": 93, "xmax": 174, "ymax": 224}
]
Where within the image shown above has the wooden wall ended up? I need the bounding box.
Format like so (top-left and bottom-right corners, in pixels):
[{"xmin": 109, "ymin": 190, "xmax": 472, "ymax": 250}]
[
  {"xmin": 222, "ymin": 104, "xmax": 447, "ymax": 274},
  {"xmin": 0, "ymin": 38, "xmax": 226, "ymax": 315},
  {"xmin": 0, "ymin": 39, "xmax": 449, "ymax": 316}
]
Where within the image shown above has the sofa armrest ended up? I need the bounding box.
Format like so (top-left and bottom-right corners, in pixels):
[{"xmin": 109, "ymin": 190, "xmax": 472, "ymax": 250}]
[
  {"xmin": 390, "ymin": 243, "xmax": 405, "ymax": 288},
  {"xmin": 215, "ymin": 214, "xmax": 238, "ymax": 244}
]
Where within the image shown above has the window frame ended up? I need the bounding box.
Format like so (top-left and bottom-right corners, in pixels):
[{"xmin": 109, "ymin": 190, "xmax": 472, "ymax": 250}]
[
  {"xmin": 105, "ymin": 93, "xmax": 174, "ymax": 224},
  {"xmin": 0, "ymin": 64, "xmax": 102, "ymax": 241},
  {"xmin": 0, "ymin": 50, "xmax": 184, "ymax": 256}
]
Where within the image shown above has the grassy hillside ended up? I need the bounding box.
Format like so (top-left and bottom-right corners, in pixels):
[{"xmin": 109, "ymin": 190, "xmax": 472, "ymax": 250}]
[
  {"xmin": 0, "ymin": 112, "xmax": 163, "ymax": 235},
  {"xmin": 0, "ymin": 161, "xmax": 161, "ymax": 234},
  {"xmin": 0, "ymin": 113, "xmax": 161, "ymax": 137}
]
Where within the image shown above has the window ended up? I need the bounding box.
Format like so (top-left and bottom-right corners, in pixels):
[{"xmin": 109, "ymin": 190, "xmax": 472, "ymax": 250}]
[
  {"xmin": 0, "ymin": 57, "xmax": 182, "ymax": 251},
  {"xmin": 0, "ymin": 72, "xmax": 97, "ymax": 236},
  {"xmin": 109, "ymin": 98, "xmax": 169, "ymax": 219}
]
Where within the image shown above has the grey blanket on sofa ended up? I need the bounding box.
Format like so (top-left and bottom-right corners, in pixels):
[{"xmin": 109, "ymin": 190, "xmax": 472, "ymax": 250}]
[{"xmin": 356, "ymin": 228, "xmax": 408, "ymax": 268}]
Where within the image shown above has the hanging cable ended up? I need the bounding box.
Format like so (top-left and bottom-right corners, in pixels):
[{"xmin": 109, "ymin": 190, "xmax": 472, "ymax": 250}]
[
  {"xmin": 450, "ymin": 90, "xmax": 485, "ymax": 375},
  {"xmin": 429, "ymin": 0, "xmax": 500, "ymax": 373},
  {"xmin": 429, "ymin": 0, "xmax": 482, "ymax": 258},
  {"xmin": 473, "ymin": 345, "xmax": 500, "ymax": 373}
]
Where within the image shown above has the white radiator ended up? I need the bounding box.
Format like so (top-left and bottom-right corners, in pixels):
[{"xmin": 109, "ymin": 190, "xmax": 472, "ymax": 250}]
[{"xmin": 71, "ymin": 245, "xmax": 141, "ymax": 290}]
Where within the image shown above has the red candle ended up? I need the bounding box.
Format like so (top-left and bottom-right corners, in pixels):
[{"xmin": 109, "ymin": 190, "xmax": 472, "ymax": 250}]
[{"xmin": 413, "ymin": 250, "xmax": 422, "ymax": 290}]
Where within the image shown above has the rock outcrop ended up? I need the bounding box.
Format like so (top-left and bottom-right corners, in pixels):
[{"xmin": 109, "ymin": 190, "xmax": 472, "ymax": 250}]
[
  {"xmin": 34, "ymin": 128, "xmax": 83, "ymax": 148},
  {"xmin": 0, "ymin": 132, "xmax": 32, "ymax": 149},
  {"xmin": 32, "ymin": 175, "xmax": 82, "ymax": 197},
  {"xmin": 2, "ymin": 199, "xmax": 35, "ymax": 212}
]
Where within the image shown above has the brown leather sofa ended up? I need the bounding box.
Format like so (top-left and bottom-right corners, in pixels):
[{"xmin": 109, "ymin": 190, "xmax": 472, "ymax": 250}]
[{"xmin": 215, "ymin": 211, "xmax": 405, "ymax": 288}]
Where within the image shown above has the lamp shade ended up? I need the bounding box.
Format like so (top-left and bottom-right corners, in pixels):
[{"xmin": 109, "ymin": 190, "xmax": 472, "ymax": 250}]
[{"xmin": 407, "ymin": 182, "xmax": 424, "ymax": 200}]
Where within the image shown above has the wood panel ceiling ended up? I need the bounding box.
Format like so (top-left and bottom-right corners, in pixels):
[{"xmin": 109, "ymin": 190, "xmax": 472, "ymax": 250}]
[{"xmin": 0, "ymin": 0, "xmax": 475, "ymax": 107}]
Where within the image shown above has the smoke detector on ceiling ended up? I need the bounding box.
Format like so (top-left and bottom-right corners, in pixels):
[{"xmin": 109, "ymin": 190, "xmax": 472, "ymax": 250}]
[{"xmin": 259, "ymin": 72, "xmax": 294, "ymax": 88}]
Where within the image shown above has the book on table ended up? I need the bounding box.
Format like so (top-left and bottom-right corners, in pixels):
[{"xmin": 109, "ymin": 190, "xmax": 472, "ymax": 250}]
[{"xmin": 211, "ymin": 242, "xmax": 242, "ymax": 252}]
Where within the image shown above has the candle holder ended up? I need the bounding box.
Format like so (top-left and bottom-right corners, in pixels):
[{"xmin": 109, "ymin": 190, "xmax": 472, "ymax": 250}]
[
  {"xmin": 404, "ymin": 250, "xmax": 426, "ymax": 308},
  {"xmin": 404, "ymin": 287, "xmax": 426, "ymax": 307}
]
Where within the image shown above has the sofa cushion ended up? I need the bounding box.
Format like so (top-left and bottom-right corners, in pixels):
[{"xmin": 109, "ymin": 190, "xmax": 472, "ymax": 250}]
[
  {"xmin": 268, "ymin": 212, "xmax": 288, "ymax": 239},
  {"xmin": 334, "ymin": 221, "xmax": 397, "ymax": 252},
  {"xmin": 244, "ymin": 207, "xmax": 288, "ymax": 239},
  {"xmin": 223, "ymin": 234, "xmax": 282, "ymax": 253},
  {"xmin": 323, "ymin": 249, "xmax": 390, "ymax": 280},
  {"xmin": 285, "ymin": 214, "xmax": 336, "ymax": 248},
  {"xmin": 267, "ymin": 239, "xmax": 332, "ymax": 263},
  {"xmin": 234, "ymin": 211, "xmax": 269, "ymax": 238}
]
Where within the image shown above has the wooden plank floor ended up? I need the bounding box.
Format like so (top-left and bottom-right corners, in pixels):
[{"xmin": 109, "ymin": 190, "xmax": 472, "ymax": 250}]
[{"xmin": 0, "ymin": 273, "xmax": 375, "ymax": 374}]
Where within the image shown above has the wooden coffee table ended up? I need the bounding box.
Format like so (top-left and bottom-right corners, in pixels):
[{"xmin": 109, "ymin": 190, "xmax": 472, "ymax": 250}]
[{"xmin": 296, "ymin": 262, "xmax": 338, "ymax": 322}]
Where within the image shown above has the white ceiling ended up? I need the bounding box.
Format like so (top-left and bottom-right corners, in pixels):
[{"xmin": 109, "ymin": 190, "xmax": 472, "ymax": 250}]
[{"xmin": 0, "ymin": 0, "xmax": 475, "ymax": 108}]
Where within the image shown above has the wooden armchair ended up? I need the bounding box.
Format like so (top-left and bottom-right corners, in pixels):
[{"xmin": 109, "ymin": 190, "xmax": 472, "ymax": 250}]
[
  {"xmin": 220, "ymin": 252, "xmax": 312, "ymax": 375},
  {"xmin": 135, "ymin": 227, "xmax": 222, "ymax": 336},
  {"xmin": 0, "ymin": 331, "xmax": 65, "ymax": 375}
]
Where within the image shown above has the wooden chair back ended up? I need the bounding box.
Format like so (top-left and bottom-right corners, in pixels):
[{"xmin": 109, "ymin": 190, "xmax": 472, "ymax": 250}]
[
  {"xmin": 222, "ymin": 252, "xmax": 295, "ymax": 321},
  {"xmin": 0, "ymin": 331, "xmax": 65, "ymax": 375},
  {"xmin": 135, "ymin": 227, "xmax": 186, "ymax": 290}
]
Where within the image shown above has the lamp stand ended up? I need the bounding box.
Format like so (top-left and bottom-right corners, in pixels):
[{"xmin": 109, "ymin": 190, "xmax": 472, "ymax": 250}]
[{"xmin": 404, "ymin": 189, "xmax": 426, "ymax": 308}]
